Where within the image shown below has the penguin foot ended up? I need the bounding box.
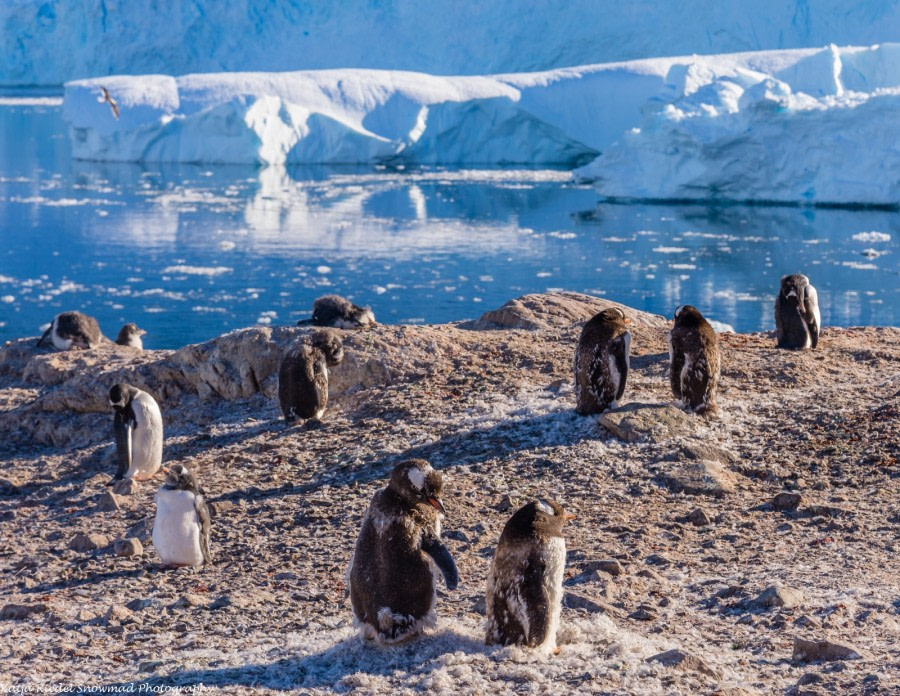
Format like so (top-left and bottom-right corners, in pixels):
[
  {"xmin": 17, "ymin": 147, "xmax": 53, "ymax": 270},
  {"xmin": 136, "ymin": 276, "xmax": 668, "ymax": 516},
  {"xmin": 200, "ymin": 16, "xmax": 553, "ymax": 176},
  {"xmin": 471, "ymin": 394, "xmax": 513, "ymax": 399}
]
[{"xmin": 552, "ymin": 646, "xmax": 561, "ymax": 656}]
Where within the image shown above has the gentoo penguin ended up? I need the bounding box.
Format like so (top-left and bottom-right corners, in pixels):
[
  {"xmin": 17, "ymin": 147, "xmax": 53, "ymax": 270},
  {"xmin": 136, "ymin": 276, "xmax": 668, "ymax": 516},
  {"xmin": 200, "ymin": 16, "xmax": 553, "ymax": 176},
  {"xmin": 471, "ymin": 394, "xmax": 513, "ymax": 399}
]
[
  {"xmin": 98, "ymin": 86, "xmax": 120, "ymax": 120},
  {"xmin": 37, "ymin": 311, "xmax": 102, "ymax": 350},
  {"xmin": 298, "ymin": 294, "xmax": 375, "ymax": 328},
  {"xmin": 349, "ymin": 459, "xmax": 459, "ymax": 643},
  {"xmin": 485, "ymin": 499, "xmax": 574, "ymax": 653},
  {"xmin": 108, "ymin": 383, "xmax": 164, "ymax": 481},
  {"xmin": 668, "ymin": 305, "xmax": 721, "ymax": 415},
  {"xmin": 574, "ymin": 307, "xmax": 631, "ymax": 414},
  {"xmin": 152, "ymin": 464, "xmax": 212, "ymax": 567},
  {"xmin": 775, "ymin": 273, "xmax": 821, "ymax": 349},
  {"xmin": 278, "ymin": 330, "xmax": 344, "ymax": 423},
  {"xmin": 115, "ymin": 323, "xmax": 146, "ymax": 349}
]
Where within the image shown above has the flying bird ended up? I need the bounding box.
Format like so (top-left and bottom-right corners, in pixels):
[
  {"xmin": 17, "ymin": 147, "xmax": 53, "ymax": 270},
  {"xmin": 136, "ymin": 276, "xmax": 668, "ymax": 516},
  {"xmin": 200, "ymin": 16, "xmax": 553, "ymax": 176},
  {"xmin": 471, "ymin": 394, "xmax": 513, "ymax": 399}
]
[{"xmin": 98, "ymin": 86, "xmax": 120, "ymax": 120}]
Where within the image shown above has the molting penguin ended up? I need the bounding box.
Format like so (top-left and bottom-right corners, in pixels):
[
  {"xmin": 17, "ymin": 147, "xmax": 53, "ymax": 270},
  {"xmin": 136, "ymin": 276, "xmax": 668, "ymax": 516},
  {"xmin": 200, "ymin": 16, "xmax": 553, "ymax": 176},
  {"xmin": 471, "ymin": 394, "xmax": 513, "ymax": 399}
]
[
  {"xmin": 485, "ymin": 499, "xmax": 574, "ymax": 654},
  {"xmin": 574, "ymin": 307, "xmax": 631, "ymax": 414},
  {"xmin": 298, "ymin": 294, "xmax": 375, "ymax": 328},
  {"xmin": 775, "ymin": 273, "xmax": 821, "ymax": 349},
  {"xmin": 668, "ymin": 305, "xmax": 721, "ymax": 415},
  {"xmin": 37, "ymin": 311, "xmax": 102, "ymax": 350},
  {"xmin": 115, "ymin": 323, "xmax": 147, "ymax": 349},
  {"xmin": 278, "ymin": 330, "xmax": 344, "ymax": 423},
  {"xmin": 349, "ymin": 459, "xmax": 458, "ymax": 644},
  {"xmin": 108, "ymin": 383, "xmax": 164, "ymax": 481},
  {"xmin": 152, "ymin": 464, "xmax": 212, "ymax": 567}
]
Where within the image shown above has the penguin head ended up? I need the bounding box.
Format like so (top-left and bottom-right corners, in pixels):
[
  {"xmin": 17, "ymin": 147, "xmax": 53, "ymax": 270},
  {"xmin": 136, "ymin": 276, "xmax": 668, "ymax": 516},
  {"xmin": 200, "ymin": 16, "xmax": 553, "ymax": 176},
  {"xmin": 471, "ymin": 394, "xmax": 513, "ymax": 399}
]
[
  {"xmin": 308, "ymin": 329, "xmax": 344, "ymax": 366},
  {"xmin": 389, "ymin": 459, "xmax": 445, "ymax": 514},
  {"xmin": 673, "ymin": 305, "xmax": 705, "ymax": 328},
  {"xmin": 108, "ymin": 383, "xmax": 138, "ymax": 410},
  {"xmin": 597, "ymin": 307, "xmax": 630, "ymax": 325},
  {"xmin": 350, "ymin": 305, "xmax": 376, "ymax": 327},
  {"xmin": 504, "ymin": 498, "xmax": 574, "ymax": 540},
  {"xmin": 780, "ymin": 274, "xmax": 809, "ymax": 305},
  {"xmin": 116, "ymin": 323, "xmax": 146, "ymax": 340},
  {"xmin": 162, "ymin": 464, "xmax": 198, "ymax": 491}
]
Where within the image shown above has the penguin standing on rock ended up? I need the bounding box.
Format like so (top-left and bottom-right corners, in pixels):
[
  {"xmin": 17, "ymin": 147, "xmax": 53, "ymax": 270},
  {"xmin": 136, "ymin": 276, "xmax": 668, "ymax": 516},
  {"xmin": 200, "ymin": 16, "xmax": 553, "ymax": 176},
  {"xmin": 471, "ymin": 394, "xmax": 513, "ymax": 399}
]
[
  {"xmin": 115, "ymin": 323, "xmax": 147, "ymax": 349},
  {"xmin": 775, "ymin": 274, "xmax": 821, "ymax": 349},
  {"xmin": 37, "ymin": 311, "xmax": 102, "ymax": 350},
  {"xmin": 486, "ymin": 499, "xmax": 574, "ymax": 654},
  {"xmin": 152, "ymin": 464, "xmax": 212, "ymax": 568},
  {"xmin": 668, "ymin": 305, "xmax": 721, "ymax": 415},
  {"xmin": 108, "ymin": 383, "xmax": 163, "ymax": 482},
  {"xmin": 298, "ymin": 294, "xmax": 375, "ymax": 328},
  {"xmin": 278, "ymin": 330, "xmax": 344, "ymax": 424},
  {"xmin": 349, "ymin": 459, "xmax": 459, "ymax": 644},
  {"xmin": 574, "ymin": 307, "xmax": 631, "ymax": 414}
]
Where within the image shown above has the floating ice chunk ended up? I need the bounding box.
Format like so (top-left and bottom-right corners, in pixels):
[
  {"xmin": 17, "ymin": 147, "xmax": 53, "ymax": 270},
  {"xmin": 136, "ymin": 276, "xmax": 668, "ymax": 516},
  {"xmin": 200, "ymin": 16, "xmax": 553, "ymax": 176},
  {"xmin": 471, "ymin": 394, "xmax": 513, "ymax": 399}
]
[
  {"xmin": 852, "ymin": 231, "xmax": 891, "ymax": 243},
  {"xmin": 161, "ymin": 265, "xmax": 233, "ymax": 276}
]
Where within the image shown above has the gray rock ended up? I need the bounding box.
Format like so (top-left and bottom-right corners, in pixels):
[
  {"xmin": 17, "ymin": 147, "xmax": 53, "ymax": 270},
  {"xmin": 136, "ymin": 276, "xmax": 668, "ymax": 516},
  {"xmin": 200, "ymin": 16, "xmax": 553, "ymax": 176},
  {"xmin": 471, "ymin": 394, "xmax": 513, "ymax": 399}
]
[
  {"xmin": 125, "ymin": 598, "xmax": 157, "ymax": 612},
  {"xmin": 792, "ymin": 637, "xmax": 864, "ymax": 662},
  {"xmin": 97, "ymin": 491, "xmax": 122, "ymax": 512},
  {"xmin": 470, "ymin": 292, "xmax": 667, "ymax": 331},
  {"xmin": 600, "ymin": 403, "xmax": 696, "ymax": 443},
  {"xmin": 647, "ymin": 648, "xmax": 722, "ymax": 679},
  {"xmin": 496, "ymin": 494, "xmax": 515, "ymax": 512},
  {"xmin": 628, "ymin": 604, "xmax": 658, "ymax": 621},
  {"xmin": 126, "ymin": 518, "xmax": 152, "ymax": 543},
  {"xmin": 584, "ymin": 559, "xmax": 625, "ymax": 577},
  {"xmin": 687, "ymin": 507, "xmax": 712, "ymax": 526},
  {"xmin": 563, "ymin": 592, "xmax": 623, "ymax": 617},
  {"xmin": 112, "ymin": 478, "xmax": 138, "ymax": 496},
  {"xmin": 69, "ymin": 532, "xmax": 109, "ymax": 553},
  {"xmin": 659, "ymin": 460, "xmax": 736, "ymax": 497},
  {"xmin": 114, "ymin": 537, "xmax": 143, "ymax": 557},
  {"xmin": 772, "ymin": 492, "xmax": 802, "ymax": 511},
  {"xmin": 754, "ymin": 585, "xmax": 804, "ymax": 609},
  {"xmin": 103, "ymin": 604, "xmax": 133, "ymax": 625},
  {"xmin": 0, "ymin": 478, "xmax": 21, "ymax": 495},
  {"xmin": 170, "ymin": 593, "xmax": 208, "ymax": 610},
  {"xmin": 207, "ymin": 499, "xmax": 235, "ymax": 519},
  {"xmin": 1, "ymin": 603, "xmax": 48, "ymax": 620},
  {"xmin": 680, "ymin": 442, "xmax": 739, "ymax": 464}
]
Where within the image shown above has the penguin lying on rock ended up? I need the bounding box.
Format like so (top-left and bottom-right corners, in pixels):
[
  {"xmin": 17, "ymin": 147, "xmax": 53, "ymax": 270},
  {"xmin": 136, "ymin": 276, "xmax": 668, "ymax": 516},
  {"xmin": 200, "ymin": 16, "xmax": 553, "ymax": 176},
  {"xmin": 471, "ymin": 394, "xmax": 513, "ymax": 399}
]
[
  {"xmin": 486, "ymin": 499, "xmax": 574, "ymax": 654},
  {"xmin": 37, "ymin": 311, "xmax": 103, "ymax": 350},
  {"xmin": 298, "ymin": 295, "xmax": 375, "ymax": 329},
  {"xmin": 349, "ymin": 459, "xmax": 458, "ymax": 644}
]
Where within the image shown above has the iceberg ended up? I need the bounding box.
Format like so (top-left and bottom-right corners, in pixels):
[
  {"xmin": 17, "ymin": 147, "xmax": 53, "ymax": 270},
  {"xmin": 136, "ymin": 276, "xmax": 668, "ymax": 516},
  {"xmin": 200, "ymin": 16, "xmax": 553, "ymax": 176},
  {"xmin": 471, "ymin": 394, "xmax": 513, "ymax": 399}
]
[{"xmin": 62, "ymin": 44, "xmax": 900, "ymax": 205}]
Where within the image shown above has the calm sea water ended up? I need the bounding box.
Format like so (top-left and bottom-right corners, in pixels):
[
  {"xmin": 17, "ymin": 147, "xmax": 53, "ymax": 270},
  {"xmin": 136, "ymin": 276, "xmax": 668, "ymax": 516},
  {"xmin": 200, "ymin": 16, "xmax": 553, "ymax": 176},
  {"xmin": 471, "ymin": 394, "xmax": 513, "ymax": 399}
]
[{"xmin": 1, "ymin": 99, "xmax": 897, "ymax": 349}]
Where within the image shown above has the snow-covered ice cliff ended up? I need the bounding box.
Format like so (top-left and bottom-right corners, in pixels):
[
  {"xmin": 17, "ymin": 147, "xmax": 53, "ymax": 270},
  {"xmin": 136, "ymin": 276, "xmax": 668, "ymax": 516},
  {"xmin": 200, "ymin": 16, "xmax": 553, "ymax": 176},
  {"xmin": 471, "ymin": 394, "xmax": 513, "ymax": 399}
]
[
  {"xmin": 4, "ymin": 0, "xmax": 899, "ymax": 86},
  {"xmin": 63, "ymin": 44, "xmax": 900, "ymax": 205}
]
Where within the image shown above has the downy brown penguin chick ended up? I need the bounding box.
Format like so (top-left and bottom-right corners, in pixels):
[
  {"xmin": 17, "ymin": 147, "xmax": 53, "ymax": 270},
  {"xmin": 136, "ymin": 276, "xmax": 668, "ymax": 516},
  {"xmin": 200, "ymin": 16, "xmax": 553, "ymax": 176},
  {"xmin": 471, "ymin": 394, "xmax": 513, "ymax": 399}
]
[
  {"xmin": 278, "ymin": 329, "xmax": 344, "ymax": 423},
  {"xmin": 152, "ymin": 464, "xmax": 212, "ymax": 568},
  {"xmin": 775, "ymin": 273, "xmax": 821, "ymax": 349},
  {"xmin": 349, "ymin": 459, "xmax": 459, "ymax": 644},
  {"xmin": 574, "ymin": 307, "xmax": 631, "ymax": 414},
  {"xmin": 115, "ymin": 322, "xmax": 147, "ymax": 349},
  {"xmin": 486, "ymin": 499, "xmax": 574, "ymax": 654},
  {"xmin": 37, "ymin": 311, "xmax": 102, "ymax": 350},
  {"xmin": 298, "ymin": 294, "xmax": 375, "ymax": 328},
  {"xmin": 668, "ymin": 305, "xmax": 721, "ymax": 415}
]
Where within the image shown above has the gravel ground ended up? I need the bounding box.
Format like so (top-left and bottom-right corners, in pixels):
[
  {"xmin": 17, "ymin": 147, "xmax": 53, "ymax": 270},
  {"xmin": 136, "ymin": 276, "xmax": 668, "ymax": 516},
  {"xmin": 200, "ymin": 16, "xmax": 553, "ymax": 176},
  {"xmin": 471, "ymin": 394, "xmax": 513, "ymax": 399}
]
[{"xmin": 0, "ymin": 293, "xmax": 897, "ymax": 695}]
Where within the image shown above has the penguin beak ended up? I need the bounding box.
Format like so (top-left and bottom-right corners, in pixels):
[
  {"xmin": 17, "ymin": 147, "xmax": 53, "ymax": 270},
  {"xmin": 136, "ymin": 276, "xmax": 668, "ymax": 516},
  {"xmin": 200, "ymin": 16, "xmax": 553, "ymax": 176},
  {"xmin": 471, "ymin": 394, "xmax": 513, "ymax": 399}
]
[
  {"xmin": 162, "ymin": 467, "xmax": 170, "ymax": 475},
  {"xmin": 564, "ymin": 513, "xmax": 576, "ymax": 522},
  {"xmin": 139, "ymin": 329, "xmax": 147, "ymax": 336},
  {"xmin": 427, "ymin": 497, "xmax": 446, "ymax": 514},
  {"xmin": 624, "ymin": 318, "xmax": 631, "ymax": 324}
]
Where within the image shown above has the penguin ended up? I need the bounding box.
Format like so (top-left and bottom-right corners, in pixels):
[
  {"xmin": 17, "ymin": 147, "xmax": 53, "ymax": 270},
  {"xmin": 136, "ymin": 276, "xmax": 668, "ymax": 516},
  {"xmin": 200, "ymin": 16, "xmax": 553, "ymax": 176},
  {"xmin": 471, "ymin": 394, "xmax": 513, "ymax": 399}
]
[
  {"xmin": 115, "ymin": 323, "xmax": 146, "ymax": 349},
  {"xmin": 574, "ymin": 307, "xmax": 631, "ymax": 414},
  {"xmin": 485, "ymin": 499, "xmax": 574, "ymax": 654},
  {"xmin": 37, "ymin": 311, "xmax": 102, "ymax": 350},
  {"xmin": 349, "ymin": 459, "xmax": 459, "ymax": 644},
  {"xmin": 108, "ymin": 383, "xmax": 164, "ymax": 481},
  {"xmin": 298, "ymin": 295, "xmax": 375, "ymax": 328},
  {"xmin": 152, "ymin": 464, "xmax": 212, "ymax": 567},
  {"xmin": 668, "ymin": 305, "xmax": 721, "ymax": 415},
  {"xmin": 278, "ymin": 330, "xmax": 344, "ymax": 424},
  {"xmin": 775, "ymin": 274, "xmax": 821, "ymax": 349}
]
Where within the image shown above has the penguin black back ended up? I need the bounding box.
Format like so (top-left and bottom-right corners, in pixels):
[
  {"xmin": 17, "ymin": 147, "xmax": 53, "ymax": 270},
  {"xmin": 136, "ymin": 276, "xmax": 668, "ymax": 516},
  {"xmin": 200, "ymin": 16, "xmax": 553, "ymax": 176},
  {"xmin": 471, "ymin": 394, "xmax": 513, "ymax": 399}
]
[
  {"xmin": 298, "ymin": 295, "xmax": 375, "ymax": 328},
  {"xmin": 277, "ymin": 330, "xmax": 344, "ymax": 423},
  {"xmin": 37, "ymin": 311, "xmax": 102, "ymax": 350},
  {"xmin": 574, "ymin": 307, "xmax": 631, "ymax": 414},
  {"xmin": 668, "ymin": 305, "xmax": 720, "ymax": 415}
]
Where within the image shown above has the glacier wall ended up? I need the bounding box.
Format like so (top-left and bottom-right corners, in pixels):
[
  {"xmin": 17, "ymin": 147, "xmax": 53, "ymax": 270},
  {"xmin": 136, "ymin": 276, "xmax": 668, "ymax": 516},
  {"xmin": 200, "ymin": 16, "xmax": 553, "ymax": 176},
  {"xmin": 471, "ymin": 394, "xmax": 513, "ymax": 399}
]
[{"xmin": 4, "ymin": 0, "xmax": 900, "ymax": 86}]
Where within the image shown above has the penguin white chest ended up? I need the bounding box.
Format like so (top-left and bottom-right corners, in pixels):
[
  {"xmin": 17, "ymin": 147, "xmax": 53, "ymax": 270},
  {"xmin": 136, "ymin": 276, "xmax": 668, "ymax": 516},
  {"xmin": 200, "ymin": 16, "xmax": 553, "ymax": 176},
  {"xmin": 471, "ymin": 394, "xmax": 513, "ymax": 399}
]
[
  {"xmin": 153, "ymin": 489, "xmax": 204, "ymax": 566},
  {"xmin": 128, "ymin": 393, "xmax": 163, "ymax": 479},
  {"xmin": 539, "ymin": 536, "xmax": 566, "ymax": 652},
  {"xmin": 50, "ymin": 324, "xmax": 72, "ymax": 350}
]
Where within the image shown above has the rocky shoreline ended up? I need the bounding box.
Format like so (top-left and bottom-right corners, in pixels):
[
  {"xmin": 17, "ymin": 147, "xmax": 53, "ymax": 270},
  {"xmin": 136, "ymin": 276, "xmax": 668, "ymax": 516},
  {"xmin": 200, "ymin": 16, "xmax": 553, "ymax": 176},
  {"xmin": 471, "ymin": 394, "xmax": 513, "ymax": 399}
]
[{"xmin": 0, "ymin": 292, "xmax": 897, "ymax": 694}]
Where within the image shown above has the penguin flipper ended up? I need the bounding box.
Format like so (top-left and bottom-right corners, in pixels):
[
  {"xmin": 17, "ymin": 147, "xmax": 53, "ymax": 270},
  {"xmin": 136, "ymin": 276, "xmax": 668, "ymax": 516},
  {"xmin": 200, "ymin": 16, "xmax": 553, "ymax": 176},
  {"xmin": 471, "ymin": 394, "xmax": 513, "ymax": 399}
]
[
  {"xmin": 669, "ymin": 339, "xmax": 685, "ymax": 401},
  {"xmin": 113, "ymin": 410, "xmax": 134, "ymax": 480},
  {"xmin": 522, "ymin": 558, "xmax": 550, "ymax": 647},
  {"xmin": 615, "ymin": 332, "xmax": 630, "ymax": 401},
  {"xmin": 422, "ymin": 535, "xmax": 458, "ymax": 590},
  {"xmin": 804, "ymin": 285, "xmax": 820, "ymax": 349},
  {"xmin": 194, "ymin": 495, "xmax": 213, "ymax": 565},
  {"xmin": 37, "ymin": 325, "xmax": 52, "ymax": 347}
]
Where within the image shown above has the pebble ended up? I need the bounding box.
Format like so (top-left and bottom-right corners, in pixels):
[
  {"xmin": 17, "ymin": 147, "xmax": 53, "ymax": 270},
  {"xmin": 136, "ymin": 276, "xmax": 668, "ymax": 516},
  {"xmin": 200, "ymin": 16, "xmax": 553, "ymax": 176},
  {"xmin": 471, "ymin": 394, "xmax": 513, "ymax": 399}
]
[
  {"xmin": 96, "ymin": 491, "xmax": 122, "ymax": 512},
  {"xmin": 584, "ymin": 559, "xmax": 624, "ymax": 577},
  {"xmin": 114, "ymin": 537, "xmax": 143, "ymax": 557},
  {"xmin": 628, "ymin": 604, "xmax": 657, "ymax": 621},
  {"xmin": 646, "ymin": 648, "xmax": 721, "ymax": 679},
  {"xmin": 793, "ymin": 637, "xmax": 864, "ymax": 662},
  {"xmin": 660, "ymin": 460, "xmax": 736, "ymax": 497},
  {"xmin": 170, "ymin": 594, "xmax": 208, "ymax": 610},
  {"xmin": 112, "ymin": 479, "xmax": 138, "ymax": 496},
  {"xmin": 753, "ymin": 585, "xmax": 804, "ymax": 609},
  {"xmin": 772, "ymin": 492, "xmax": 802, "ymax": 511},
  {"xmin": 1, "ymin": 603, "xmax": 48, "ymax": 620},
  {"xmin": 69, "ymin": 532, "xmax": 109, "ymax": 553},
  {"xmin": 687, "ymin": 507, "xmax": 712, "ymax": 526}
]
